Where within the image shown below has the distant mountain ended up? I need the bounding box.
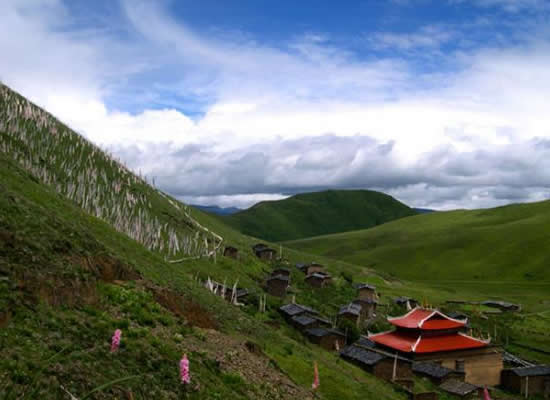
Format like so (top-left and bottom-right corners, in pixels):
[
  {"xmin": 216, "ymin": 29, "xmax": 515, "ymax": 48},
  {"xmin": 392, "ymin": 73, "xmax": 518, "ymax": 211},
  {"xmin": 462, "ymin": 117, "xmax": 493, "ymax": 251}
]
[
  {"xmin": 192, "ymin": 204, "xmax": 242, "ymax": 215},
  {"xmin": 221, "ymin": 189, "xmax": 417, "ymax": 242},
  {"xmin": 413, "ymin": 208, "xmax": 436, "ymax": 214}
]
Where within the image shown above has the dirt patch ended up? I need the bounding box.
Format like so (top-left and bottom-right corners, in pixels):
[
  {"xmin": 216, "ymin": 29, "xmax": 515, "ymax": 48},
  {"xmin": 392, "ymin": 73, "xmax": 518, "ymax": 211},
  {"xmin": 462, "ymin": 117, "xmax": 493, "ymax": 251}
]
[
  {"xmin": 183, "ymin": 300, "xmax": 218, "ymax": 329},
  {"xmin": 15, "ymin": 270, "xmax": 99, "ymax": 307},
  {"xmin": 149, "ymin": 286, "xmax": 185, "ymax": 317},
  {"xmin": 73, "ymin": 255, "xmax": 142, "ymax": 282},
  {"xmin": 184, "ymin": 330, "xmax": 313, "ymax": 400}
]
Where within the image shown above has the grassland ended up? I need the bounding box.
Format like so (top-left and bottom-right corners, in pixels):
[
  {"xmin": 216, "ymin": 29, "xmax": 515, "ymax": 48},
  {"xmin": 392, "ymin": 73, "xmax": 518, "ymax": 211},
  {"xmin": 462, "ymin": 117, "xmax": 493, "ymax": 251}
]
[
  {"xmin": 285, "ymin": 203, "xmax": 550, "ymax": 283},
  {"xmin": 221, "ymin": 189, "xmax": 416, "ymax": 242}
]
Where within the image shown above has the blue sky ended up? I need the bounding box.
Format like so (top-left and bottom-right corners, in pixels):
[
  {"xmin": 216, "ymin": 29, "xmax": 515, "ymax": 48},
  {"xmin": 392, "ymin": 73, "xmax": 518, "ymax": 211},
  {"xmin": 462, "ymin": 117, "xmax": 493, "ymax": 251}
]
[{"xmin": 2, "ymin": 0, "xmax": 550, "ymax": 209}]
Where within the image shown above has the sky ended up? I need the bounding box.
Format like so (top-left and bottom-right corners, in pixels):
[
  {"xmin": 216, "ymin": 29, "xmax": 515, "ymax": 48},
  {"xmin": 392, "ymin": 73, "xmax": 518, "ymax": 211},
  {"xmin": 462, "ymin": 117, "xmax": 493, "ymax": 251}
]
[{"xmin": 2, "ymin": 0, "xmax": 550, "ymax": 210}]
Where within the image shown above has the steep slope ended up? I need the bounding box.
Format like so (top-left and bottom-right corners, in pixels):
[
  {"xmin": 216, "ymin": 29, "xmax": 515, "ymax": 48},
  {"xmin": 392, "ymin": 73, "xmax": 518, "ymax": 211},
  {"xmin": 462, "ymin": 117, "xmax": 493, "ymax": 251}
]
[
  {"xmin": 222, "ymin": 190, "xmax": 417, "ymax": 241},
  {"xmin": 286, "ymin": 202, "xmax": 550, "ymax": 282},
  {"xmin": 0, "ymin": 83, "xmax": 220, "ymax": 261}
]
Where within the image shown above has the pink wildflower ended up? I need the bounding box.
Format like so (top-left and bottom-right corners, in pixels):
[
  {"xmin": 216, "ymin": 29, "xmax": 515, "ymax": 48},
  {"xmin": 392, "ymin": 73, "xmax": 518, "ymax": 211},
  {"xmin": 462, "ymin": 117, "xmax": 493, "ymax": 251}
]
[
  {"xmin": 180, "ymin": 354, "xmax": 190, "ymax": 384},
  {"xmin": 312, "ymin": 361, "xmax": 319, "ymax": 390},
  {"xmin": 111, "ymin": 329, "xmax": 122, "ymax": 353}
]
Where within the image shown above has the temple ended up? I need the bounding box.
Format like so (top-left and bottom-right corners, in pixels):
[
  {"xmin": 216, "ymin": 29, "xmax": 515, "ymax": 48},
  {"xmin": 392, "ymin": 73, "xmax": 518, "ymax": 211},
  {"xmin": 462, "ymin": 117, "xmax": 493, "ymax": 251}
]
[{"xmin": 369, "ymin": 308, "xmax": 503, "ymax": 386}]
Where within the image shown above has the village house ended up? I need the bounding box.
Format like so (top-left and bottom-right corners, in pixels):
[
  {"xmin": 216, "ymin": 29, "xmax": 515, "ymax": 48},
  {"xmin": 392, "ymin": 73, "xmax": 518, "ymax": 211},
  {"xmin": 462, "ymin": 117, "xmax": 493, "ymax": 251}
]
[
  {"xmin": 305, "ymin": 328, "xmax": 346, "ymax": 351},
  {"xmin": 368, "ymin": 307, "xmax": 503, "ymax": 386},
  {"xmin": 271, "ymin": 267, "xmax": 291, "ymax": 278},
  {"xmin": 266, "ymin": 274, "xmax": 289, "ymax": 297},
  {"xmin": 352, "ymin": 298, "xmax": 377, "ymax": 320},
  {"xmin": 338, "ymin": 303, "xmax": 362, "ymax": 326},
  {"xmin": 357, "ymin": 283, "xmax": 377, "ymax": 300},
  {"xmin": 352, "ymin": 283, "xmax": 378, "ymax": 320},
  {"xmin": 252, "ymin": 243, "xmax": 267, "ymax": 252},
  {"xmin": 482, "ymin": 300, "xmax": 521, "ymax": 312},
  {"xmin": 340, "ymin": 343, "xmax": 413, "ymax": 382},
  {"xmin": 297, "ymin": 262, "xmax": 326, "ymax": 276},
  {"xmin": 305, "ymin": 272, "xmax": 332, "ymax": 288},
  {"xmin": 446, "ymin": 311, "xmax": 469, "ymax": 321},
  {"xmin": 291, "ymin": 314, "xmax": 331, "ymax": 332},
  {"xmin": 501, "ymin": 365, "xmax": 550, "ymax": 398},
  {"xmin": 252, "ymin": 243, "xmax": 277, "ymax": 260},
  {"xmin": 279, "ymin": 303, "xmax": 319, "ymax": 321},
  {"xmin": 412, "ymin": 361, "xmax": 465, "ymax": 385},
  {"xmin": 257, "ymin": 248, "xmax": 277, "ymax": 260},
  {"xmin": 223, "ymin": 246, "xmax": 239, "ymax": 259}
]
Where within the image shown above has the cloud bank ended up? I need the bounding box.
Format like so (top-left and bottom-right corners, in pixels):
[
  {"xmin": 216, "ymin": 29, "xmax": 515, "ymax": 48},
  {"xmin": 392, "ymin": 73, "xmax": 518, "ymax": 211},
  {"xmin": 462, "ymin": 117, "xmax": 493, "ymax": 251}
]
[{"xmin": 1, "ymin": 0, "xmax": 550, "ymax": 209}]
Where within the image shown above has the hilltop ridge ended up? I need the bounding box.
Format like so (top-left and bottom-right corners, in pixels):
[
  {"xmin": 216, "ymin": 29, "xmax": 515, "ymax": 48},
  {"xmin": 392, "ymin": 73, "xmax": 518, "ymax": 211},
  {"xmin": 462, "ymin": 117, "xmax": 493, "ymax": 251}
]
[{"xmin": 222, "ymin": 189, "xmax": 417, "ymax": 242}]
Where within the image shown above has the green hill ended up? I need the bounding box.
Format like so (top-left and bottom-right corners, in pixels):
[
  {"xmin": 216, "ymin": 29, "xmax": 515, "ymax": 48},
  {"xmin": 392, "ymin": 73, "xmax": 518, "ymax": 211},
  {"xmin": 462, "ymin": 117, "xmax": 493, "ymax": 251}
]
[
  {"xmin": 222, "ymin": 190, "xmax": 417, "ymax": 242},
  {"xmin": 285, "ymin": 202, "xmax": 550, "ymax": 283},
  {"xmin": 0, "ymin": 83, "xmax": 411, "ymax": 399}
]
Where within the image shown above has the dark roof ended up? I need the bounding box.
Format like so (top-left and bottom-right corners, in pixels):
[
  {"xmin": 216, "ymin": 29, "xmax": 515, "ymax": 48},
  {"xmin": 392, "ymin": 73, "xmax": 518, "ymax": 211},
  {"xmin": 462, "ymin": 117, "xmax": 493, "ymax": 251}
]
[
  {"xmin": 312, "ymin": 316, "xmax": 332, "ymax": 326},
  {"xmin": 279, "ymin": 303, "xmax": 318, "ymax": 317},
  {"xmin": 482, "ymin": 300, "xmax": 520, "ymax": 310},
  {"xmin": 339, "ymin": 303, "xmax": 362, "ymax": 316},
  {"xmin": 256, "ymin": 247, "xmax": 276, "ymax": 254},
  {"xmin": 224, "ymin": 246, "xmax": 238, "ymax": 251},
  {"xmin": 296, "ymin": 263, "xmax": 306, "ymax": 270},
  {"xmin": 252, "ymin": 243, "xmax": 267, "ymax": 251},
  {"xmin": 356, "ymin": 283, "xmax": 376, "ymax": 290},
  {"xmin": 306, "ymin": 328, "xmax": 345, "ymax": 338},
  {"xmin": 307, "ymin": 272, "xmax": 331, "ymax": 280},
  {"xmin": 355, "ymin": 336, "xmax": 376, "ymax": 349},
  {"xmin": 413, "ymin": 362, "xmax": 456, "ymax": 379},
  {"xmin": 291, "ymin": 314, "xmax": 318, "ymax": 327},
  {"xmin": 271, "ymin": 268, "xmax": 290, "ymax": 276},
  {"xmin": 447, "ymin": 311, "xmax": 468, "ymax": 320},
  {"xmin": 340, "ymin": 345, "xmax": 386, "ymax": 366},
  {"xmin": 267, "ymin": 274, "xmax": 290, "ymax": 282},
  {"xmin": 439, "ymin": 380, "xmax": 478, "ymax": 396},
  {"xmin": 508, "ymin": 365, "xmax": 550, "ymax": 377}
]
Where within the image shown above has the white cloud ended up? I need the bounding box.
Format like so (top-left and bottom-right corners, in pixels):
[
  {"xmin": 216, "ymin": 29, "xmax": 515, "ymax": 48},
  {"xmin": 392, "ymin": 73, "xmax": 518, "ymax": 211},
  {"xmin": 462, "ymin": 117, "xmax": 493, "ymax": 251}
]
[{"xmin": 2, "ymin": 0, "xmax": 550, "ymax": 209}]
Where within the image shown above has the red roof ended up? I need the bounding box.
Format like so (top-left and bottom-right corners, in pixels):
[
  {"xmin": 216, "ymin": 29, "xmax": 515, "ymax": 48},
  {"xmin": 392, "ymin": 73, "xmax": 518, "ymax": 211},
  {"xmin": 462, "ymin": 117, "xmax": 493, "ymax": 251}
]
[
  {"xmin": 368, "ymin": 331, "xmax": 488, "ymax": 354},
  {"xmin": 388, "ymin": 308, "xmax": 466, "ymax": 330}
]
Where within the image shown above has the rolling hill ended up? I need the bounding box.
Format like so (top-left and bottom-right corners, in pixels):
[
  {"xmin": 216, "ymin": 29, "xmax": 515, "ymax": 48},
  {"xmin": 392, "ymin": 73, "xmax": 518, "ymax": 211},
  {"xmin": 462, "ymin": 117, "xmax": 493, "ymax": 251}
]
[
  {"xmin": 222, "ymin": 190, "xmax": 417, "ymax": 242},
  {"xmin": 285, "ymin": 202, "xmax": 550, "ymax": 282}
]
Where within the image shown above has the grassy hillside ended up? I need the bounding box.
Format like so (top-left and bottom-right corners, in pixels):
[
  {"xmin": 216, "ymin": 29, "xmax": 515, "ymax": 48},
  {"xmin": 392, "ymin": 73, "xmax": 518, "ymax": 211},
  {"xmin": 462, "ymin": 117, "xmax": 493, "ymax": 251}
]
[
  {"xmin": 222, "ymin": 190, "xmax": 417, "ymax": 242},
  {"xmin": 285, "ymin": 202, "xmax": 550, "ymax": 283},
  {"xmin": 0, "ymin": 83, "xmax": 413, "ymax": 399},
  {"xmin": 0, "ymin": 83, "xmax": 221, "ymax": 261}
]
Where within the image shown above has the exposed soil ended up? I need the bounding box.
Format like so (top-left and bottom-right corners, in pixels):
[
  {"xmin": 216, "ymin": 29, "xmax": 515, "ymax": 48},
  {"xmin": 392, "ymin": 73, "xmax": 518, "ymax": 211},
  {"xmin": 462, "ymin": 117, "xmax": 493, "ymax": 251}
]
[{"xmin": 184, "ymin": 329, "xmax": 314, "ymax": 400}]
